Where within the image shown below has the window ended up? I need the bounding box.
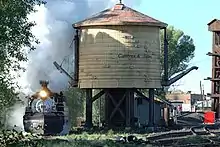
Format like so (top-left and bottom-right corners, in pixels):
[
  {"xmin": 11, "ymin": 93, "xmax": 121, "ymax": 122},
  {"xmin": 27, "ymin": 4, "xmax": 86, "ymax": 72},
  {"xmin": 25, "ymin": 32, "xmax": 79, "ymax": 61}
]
[{"xmin": 215, "ymin": 31, "xmax": 220, "ymax": 45}]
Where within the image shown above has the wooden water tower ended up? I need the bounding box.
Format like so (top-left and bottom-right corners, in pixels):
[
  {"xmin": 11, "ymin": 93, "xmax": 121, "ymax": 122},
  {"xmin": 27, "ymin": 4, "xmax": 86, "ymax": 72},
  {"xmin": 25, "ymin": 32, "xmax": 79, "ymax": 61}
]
[
  {"xmin": 207, "ymin": 19, "xmax": 220, "ymax": 119},
  {"xmin": 70, "ymin": 1, "xmax": 197, "ymax": 128}
]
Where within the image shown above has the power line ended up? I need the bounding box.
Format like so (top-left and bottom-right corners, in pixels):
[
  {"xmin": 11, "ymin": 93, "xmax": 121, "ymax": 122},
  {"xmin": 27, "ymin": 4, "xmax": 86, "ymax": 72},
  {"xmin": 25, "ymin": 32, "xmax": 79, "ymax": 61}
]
[{"xmin": 188, "ymin": 58, "xmax": 210, "ymax": 66}]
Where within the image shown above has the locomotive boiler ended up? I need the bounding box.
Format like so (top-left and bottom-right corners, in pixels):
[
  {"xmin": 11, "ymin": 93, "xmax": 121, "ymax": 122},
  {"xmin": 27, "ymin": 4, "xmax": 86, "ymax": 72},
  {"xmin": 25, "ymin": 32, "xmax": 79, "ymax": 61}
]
[{"xmin": 23, "ymin": 80, "xmax": 70, "ymax": 135}]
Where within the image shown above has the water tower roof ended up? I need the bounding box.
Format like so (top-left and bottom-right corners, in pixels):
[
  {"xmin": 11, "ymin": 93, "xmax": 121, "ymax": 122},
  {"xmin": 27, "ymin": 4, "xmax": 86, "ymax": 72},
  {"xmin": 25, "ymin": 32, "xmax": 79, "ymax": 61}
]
[{"xmin": 73, "ymin": 3, "xmax": 167, "ymax": 28}]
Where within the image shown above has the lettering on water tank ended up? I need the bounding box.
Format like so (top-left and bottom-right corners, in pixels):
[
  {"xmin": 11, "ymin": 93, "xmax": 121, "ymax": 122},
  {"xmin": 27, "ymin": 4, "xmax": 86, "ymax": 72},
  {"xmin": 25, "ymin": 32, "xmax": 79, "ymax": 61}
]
[
  {"xmin": 127, "ymin": 43, "xmax": 156, "ymax": 50},
  {"xmin": 144, "ymin": 49, "xmax": 152, "ymax": 53},
  {"xmin": 136, "ymin": 70, "xmax": 141, "ymax": 76},
  {"xmin": 123, "ymin": 35, "xmax": 140, "ymax": 44},
  {"xmin": 126, "ymin": 44, "xmax": 140, "ymax": 48},
  {"xmin": 135, "ymin": 71, "xmax": 152, "ymax": 81},
  {"xmin": 107, "ymin": 41, "xmax": 157, "ymax": 51},
  {"xmin": 143, "ymin": 54, "xmax": 153, "ymax": 59},
  {"xmin": 125, "ymin": 40, "xmax": 139, "ymax": 43},
  {"xmin": 108, "ymin": 44, "xmax": 120, "ymax": 48},
  {"xmin": 144, "ymin": 40, "xmax": 158, "ymax": 45},
  {"xmin": 144, "ymin": 54, "xmax": 154, "ymax": 62},
  {"xmin": 118, "ymin": 53, "xmax": 141, "ymax": 58},
  {"xmin": 123, "ymin": 35, "xmax": 134, "ymax": 39},
  {"xmin": 124, "ymin": 40, "xmax": 158, "ymax": 46},
  {"xmin": 144, "ymin": 74, "xmax": 151, "ymax": 81},
  {"xmin": 117, "ymin": 53, "xmax": 153, "ymax": 60},
  {"xmin": 144, "ymin": 45, "xmax": 148, "ymax": 50},
  {"xmin": 133, "ymin": 44, "xmax": 140, "ymax": 48},
  {"xmin": 129, "ymin": 65, "xmax": 135, "ymax": 69},
  {"xmin": 103, "ymin": 64, "xmax": 111, "ymax": 68}
]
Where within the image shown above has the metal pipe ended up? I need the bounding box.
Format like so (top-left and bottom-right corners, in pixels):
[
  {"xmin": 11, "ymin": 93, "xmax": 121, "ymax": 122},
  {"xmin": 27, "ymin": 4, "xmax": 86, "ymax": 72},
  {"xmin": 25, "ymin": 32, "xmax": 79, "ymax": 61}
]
[
  {"xmin": 207, "ymin": 52, "xmax": 220, "ymax": 57},
  {"xmin": 161, "ymin": 27, "xmax": 198, "ymax": 86},
  {"xmin": 53, "ymin": 61, "xmax": 74, "ymax": 80},
  {"xmin": 74, "ymin": 29, "xmax": 79, "ymax": 86},
  {"xmin": 164, "ymin": 28, "xmax": 168, "ymax": 82},
  {"xmin": 163, "ymin": 66, "xmax": 199, "ymax": 86}
]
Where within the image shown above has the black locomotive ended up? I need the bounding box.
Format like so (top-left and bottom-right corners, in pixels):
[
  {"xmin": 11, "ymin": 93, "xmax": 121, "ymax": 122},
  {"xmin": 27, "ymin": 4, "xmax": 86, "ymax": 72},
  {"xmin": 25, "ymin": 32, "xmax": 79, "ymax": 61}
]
[{"xmin": 23, "ymin": 80, "xmax": 69, "ymax": 135}]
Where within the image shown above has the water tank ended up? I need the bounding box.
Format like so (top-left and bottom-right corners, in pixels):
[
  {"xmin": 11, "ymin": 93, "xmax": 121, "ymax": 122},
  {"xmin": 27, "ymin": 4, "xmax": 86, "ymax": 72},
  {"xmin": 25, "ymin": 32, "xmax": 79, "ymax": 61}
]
[{"xmin": 73, "ymin": 3, "xmax": 167, "ymax": 89}]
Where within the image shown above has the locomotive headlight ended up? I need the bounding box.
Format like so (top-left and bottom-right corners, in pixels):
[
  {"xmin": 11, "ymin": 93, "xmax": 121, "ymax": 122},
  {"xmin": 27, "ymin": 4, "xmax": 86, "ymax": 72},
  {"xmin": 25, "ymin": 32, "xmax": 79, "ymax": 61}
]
[{"xmin": 39, "ymin": 90, "xmax": 48, "ymax": 98}]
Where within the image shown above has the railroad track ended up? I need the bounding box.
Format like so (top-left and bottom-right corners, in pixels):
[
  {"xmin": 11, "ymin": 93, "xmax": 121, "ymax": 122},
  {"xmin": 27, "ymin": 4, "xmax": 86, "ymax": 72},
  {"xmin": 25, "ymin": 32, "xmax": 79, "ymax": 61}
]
[
  {"xmin": 145, "ymin": 125, "xmax": 220, "ymax": 146},
  {"xmin": 2, "ymin": 125, "xmax": 220, "ymax": 147},
  {"xmin": 114, "ymin": 124, "xmax": 220, "ymax": 146}
]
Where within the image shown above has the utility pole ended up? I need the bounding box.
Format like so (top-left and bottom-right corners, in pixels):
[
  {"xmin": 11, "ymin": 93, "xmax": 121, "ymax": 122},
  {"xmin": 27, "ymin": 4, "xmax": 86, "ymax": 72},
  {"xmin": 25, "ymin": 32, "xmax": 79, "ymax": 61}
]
[
  {"xmin": 202, "ymin": 84, "xmax": 205, "ymax": 110},
  {"xmin": 200, "ymin": 81, "xmax": 205, "ymax": 111}
]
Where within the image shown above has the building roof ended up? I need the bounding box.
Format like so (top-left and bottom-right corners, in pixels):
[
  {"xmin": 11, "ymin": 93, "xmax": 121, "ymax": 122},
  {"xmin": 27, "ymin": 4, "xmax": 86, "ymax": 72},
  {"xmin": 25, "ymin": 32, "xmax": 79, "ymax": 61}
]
[
  {"xmin": 135, "ymin": 95, "xmax": 173, "ymax": 106},
  {"xmin": 135, "ymin": 96, "xmax": 163, "ymax": 104},
  {"xmin": 73, "ymin": 3, "xmax": 167, "ymax": 28},
  {"xmin": 207, "ymin": 19, "xmax": 218, "ymax": 26},
  {"xmin": 207, "ymin": 19, "xmax": 220, "ymax": 31}
]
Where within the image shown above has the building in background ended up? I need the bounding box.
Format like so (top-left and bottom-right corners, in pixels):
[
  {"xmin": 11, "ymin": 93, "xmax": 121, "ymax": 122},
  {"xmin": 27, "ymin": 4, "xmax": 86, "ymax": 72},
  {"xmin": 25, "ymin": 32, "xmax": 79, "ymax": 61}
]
[
  {"xmin": 207, "ymin": 19, "xmax": 220, "ymax": 119},
  {"xmin": 134, "ymin": 96, "xmax": 165, "ymax": 126},
  {"xmin": 166, "ymin": 91, "xmax": 211, "ymax": 112}
]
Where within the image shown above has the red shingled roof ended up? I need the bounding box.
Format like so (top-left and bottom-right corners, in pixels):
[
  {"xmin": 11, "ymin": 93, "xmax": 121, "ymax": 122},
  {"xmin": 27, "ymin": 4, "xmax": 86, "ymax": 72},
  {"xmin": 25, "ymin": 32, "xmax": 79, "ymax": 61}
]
[{"xmin": 73, "ymin": 3, "xmax": 167, "ymax": 28}]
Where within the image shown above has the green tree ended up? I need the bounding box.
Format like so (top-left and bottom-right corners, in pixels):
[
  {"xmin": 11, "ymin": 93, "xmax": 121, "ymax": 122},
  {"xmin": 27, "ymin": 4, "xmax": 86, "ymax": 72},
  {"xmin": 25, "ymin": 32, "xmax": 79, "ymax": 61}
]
[
  {"xmin": 0, "ymin": 0, "xmax": 45, "ymax": 126},
  {"xmin": 158, "ymin": 26, "xmax": 195, "ymax": 98},
  {"xmin": 161, "ymin": 26, "xmax": 195, "ymax": 79},
  {"xmin": 92, "ymin": 90, "xmax": 105, "ymax": 126},
  {"xmin": 64, "ymin": 88, "xmax": 85, "ymax": 127}
]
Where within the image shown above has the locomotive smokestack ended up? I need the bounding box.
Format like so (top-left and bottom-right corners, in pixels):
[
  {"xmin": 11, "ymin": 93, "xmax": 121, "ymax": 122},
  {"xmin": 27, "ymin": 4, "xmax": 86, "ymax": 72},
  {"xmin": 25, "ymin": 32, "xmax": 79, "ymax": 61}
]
[{"xmin": 39, "ymin": 80, "xmax": 49, "ymax": 88}]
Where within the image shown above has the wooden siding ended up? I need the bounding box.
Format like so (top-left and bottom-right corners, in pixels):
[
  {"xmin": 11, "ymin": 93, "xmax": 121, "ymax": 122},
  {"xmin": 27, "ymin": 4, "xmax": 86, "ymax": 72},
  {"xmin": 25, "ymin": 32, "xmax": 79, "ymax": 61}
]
[{"xmin": 78, "ymin": 25, "xmax": 161, "ymax": 88}]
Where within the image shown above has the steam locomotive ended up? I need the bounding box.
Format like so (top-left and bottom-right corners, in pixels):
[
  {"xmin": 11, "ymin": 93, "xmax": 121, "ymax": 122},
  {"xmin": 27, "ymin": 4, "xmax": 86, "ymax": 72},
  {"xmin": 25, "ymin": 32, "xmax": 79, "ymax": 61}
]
[{"xmin": 23, "ymin": 80, "xmax": 70, "ymax": 135}]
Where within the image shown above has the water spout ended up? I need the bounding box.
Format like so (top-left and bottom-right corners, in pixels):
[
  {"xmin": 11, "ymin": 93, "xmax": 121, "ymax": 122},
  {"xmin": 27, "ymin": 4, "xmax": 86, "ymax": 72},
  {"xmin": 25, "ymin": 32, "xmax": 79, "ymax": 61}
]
[
  {"xmin": 53, "ymin": 61, "xmax": 74, "ymax": 81},
  {"xmin": 162, "ymin": 66, "xmax": 199, "ymax": 86}
]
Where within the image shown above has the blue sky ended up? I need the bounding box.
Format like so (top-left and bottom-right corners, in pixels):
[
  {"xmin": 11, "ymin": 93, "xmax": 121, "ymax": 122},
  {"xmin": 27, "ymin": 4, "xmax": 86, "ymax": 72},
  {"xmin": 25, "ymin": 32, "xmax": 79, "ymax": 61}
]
[{"xmin": 133, "ymin": 0, "xmax": 219, "ymax": 94}]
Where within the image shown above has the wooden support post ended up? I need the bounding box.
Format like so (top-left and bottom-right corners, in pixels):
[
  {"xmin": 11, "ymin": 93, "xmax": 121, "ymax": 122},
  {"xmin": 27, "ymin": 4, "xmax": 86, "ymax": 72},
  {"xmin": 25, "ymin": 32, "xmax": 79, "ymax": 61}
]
[
  {"xmin": 126, "ymin": 90, "xmax": 134, "ymax": 127},
  {"xmin": 211, "ymin": 98, "xmax": 215, "ymax": 112},
  {"xmin": 85, "ymin": 89, "xmax": 92, "ymax": 128},
  {"xmin": 212, "ymin": 98, "xmax": 220, "ymax": 119},
  {"xmin": 217, "ymin": 98, "xmax": 220, "ymax": 119},
  {"xmin": 164, "ymin": 105, "xmax": 170, "ymax": 127},
  {"xmin": 92, "ymin": 90, "xmax": 105, "ymax": 103},
  {"xmin": 104, "ymin": 91, "xmax": 109, "ymax": 126},
  {"xmin": 126, "ymin": 91, "xmax": 129, "ymax": 127},
  {"xmin": 130, "ymin": 90, "xmax": 134, "ymax": 127},
  {"xmin": 148, "ymin": 88, "xmax": 155, "ymax": 127}
]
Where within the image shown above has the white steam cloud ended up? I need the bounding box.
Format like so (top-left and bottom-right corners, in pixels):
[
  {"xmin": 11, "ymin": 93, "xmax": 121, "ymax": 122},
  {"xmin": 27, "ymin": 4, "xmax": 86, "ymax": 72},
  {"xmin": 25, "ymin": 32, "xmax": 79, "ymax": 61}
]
[
  {"xmin": 8, "ymin": 0, "xmax": 142, "ymax": 130},
  {"xmin": 20, "ymin": 0, "xmax": 143, "ymax": 94}
]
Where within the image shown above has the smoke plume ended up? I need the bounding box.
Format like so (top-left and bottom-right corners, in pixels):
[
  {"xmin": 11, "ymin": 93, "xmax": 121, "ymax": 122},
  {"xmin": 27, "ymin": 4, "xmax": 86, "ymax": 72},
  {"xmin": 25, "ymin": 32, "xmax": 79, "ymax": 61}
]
[
  {"xmin": 8, "ymin": 0, "xmax": 142, "ymax": 130},
  {"xmin": 18, "ymin": 0, "xmax": 142, "ymax": 94}
]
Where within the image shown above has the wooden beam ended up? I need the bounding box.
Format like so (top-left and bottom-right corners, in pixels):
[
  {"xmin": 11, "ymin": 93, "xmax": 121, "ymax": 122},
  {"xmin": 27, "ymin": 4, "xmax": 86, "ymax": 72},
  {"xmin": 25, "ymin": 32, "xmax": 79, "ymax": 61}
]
[
  {"xmin": 91, "ymin": 90, "xmax": 105, "ymax": 103},
  {"xmin": 109, "ymin": 91, "xmax": 127, "ymax": 120},
  {"xmin": 106, "ymin": 91, "xmax": 125, "ymax": 120},
  {"xmin": 126, "ymin": 90, "xmax": 134, "ymax": 127},
  {"xmin": 134, "ymin": 89, "xmax": 173, "ymax": 107},
  {"xmin": 148, "ymin": 88, "xmax": 155, "ymax": 127},
  {"xmin": 135, "ymin": 89, "xmax": 147, "ymax": 99},
  {"xmin": 85, "ymin": 89, "xmax": 92, "ymax": 128}
]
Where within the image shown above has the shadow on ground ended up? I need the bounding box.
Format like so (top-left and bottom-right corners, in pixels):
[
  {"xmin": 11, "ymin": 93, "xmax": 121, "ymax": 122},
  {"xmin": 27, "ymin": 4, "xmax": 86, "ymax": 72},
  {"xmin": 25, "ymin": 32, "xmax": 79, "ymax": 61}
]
[{"xmin": 177, "ymin": 112, "xmax": 204, "ymax": 126}]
